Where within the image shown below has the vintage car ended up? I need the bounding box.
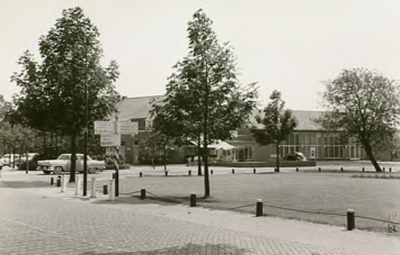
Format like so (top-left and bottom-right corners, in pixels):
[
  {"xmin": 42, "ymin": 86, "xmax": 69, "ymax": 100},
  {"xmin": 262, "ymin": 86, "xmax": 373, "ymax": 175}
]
[{"xmin": 37, "ymin": 153, "xmax": 106, "ymax": 175}]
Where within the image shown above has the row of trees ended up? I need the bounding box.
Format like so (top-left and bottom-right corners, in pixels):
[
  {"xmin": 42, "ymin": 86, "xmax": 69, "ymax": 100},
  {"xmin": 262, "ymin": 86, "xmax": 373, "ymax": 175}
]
[{"xmin": 4, "ymin": 7, "xmax": 400, "ymax": 197}]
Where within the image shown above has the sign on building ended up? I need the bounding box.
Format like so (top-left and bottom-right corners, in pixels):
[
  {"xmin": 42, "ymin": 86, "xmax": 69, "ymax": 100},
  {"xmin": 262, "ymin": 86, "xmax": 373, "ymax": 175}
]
[{"xmin": 100, "ymin": 134, "xmax": 121, "ymax": 147}]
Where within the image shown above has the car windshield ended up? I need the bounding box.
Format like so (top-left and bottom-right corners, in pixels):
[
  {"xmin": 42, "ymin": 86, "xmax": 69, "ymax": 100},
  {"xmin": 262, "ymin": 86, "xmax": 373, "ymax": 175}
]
[{"xmin": 57, "ymin": 155, "xmax": 71, "ymax": 160}]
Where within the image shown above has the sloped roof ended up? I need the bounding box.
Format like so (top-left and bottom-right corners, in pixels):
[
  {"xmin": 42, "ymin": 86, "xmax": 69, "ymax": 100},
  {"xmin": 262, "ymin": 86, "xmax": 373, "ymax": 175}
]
[
  {"xmin": 249, "ymin": 109, "xmax": 325, "ymax": 131},
  {"xmin": 116, "ymin": 95, "xmax": 325, "ymax": 131},
  {"xmin": 116, "ymin": 95, "xmax": 165, "ymax": 121}
]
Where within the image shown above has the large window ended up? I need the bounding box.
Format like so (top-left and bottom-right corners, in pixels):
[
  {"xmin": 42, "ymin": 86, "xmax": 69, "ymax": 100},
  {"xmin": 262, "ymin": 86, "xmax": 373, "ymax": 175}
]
[
  {"xmin": 244, "ymin": 145, "xmax": 254, "ymax": 160},
  {"xmin": 323, "ymin": 133, "xmax": 344, "ymax": 158}
]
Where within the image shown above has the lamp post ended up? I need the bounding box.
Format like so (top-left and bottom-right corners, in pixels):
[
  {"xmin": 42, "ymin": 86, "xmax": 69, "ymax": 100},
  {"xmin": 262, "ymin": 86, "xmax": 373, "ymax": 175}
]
[{"xmin": 83, "ymin": 76, "xmax": 88, "ymax": 196}]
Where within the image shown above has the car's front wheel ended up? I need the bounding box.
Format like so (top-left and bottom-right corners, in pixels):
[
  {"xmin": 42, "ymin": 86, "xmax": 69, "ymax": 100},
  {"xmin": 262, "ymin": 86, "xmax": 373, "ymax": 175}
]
[
  {"xmin": 53, "ymin": 166, "xmax": 63, "ymax": 175},
  {"xmin": 88, "ymin": 167, "xmax": 96, "ymax": 174}
]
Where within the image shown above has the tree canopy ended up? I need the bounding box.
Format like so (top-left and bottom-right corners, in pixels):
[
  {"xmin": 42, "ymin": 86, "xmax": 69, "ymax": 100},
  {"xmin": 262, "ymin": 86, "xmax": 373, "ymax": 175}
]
[
  {"xmin": 151, "ymin": 9, "xmax": 258, "ymax": 197},
  {"xmin": 251, "ymin": 90, "xmax": 297, "ymax": 172},
  {"xmin": 10, "ymin": 7, "xmax": 120, "ymax": 181},
  {"xmin": 318, "ymin": 68, "xmax": 400, "ymax": 172}
]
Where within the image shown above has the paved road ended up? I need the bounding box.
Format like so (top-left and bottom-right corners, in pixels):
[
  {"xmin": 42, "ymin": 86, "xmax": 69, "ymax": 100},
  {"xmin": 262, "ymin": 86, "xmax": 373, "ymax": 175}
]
[{"xmin": 0, "ymin": 185, "xmax": 361, "ymax": 255}]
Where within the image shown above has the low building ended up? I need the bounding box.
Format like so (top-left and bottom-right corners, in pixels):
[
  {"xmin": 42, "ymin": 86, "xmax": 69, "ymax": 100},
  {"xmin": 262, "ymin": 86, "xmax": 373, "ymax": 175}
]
[{"xmin": 115, "ymin": 95, "xmax": 393, "ymax": 164}]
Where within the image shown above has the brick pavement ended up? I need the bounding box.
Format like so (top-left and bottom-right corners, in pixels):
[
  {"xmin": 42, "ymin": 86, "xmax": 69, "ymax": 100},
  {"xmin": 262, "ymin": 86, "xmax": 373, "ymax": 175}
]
[{"xmin": 0, "ymin": 186, "xmax": 362, "ymax": 255}]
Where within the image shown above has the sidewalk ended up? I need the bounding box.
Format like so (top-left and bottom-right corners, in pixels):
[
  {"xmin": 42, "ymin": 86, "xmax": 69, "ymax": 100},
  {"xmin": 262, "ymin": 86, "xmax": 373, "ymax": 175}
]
[{"xmin": 25, "ymin": 184, "xmax": 400, "ymax": 255}]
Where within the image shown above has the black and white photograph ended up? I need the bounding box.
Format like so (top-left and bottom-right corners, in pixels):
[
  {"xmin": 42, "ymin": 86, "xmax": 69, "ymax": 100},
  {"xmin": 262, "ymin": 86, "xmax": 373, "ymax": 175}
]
[{"xmin": 0, "ymin": 0, "xmax": 400, "ymax": 254}]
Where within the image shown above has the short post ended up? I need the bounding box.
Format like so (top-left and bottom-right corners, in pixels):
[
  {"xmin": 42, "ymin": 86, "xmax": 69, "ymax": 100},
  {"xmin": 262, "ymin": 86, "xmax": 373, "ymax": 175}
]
[
  {"xmin": 75, "ymin": 176, "xmax": 82, "ymax": 196},
  {"xmin": 188, "ymin": 170, "xmax": 191, "ymax": 176},
  {"xmin": 56, "ymin": 176, "xmax": 62, "ymax": 187},
  {"xmin": 383, "ymin": 167, "xmax": 385, "ymax": 172},
  {"xmin": 61, "ymin": 174, "xmax": 67, "ymax": 193},
  {"xmin": 318, "ymin": 167, "xmax": 321, "ymax": 172},
  {"xmin": 341, "ymin": 167, "xmax": 344, "ymax": 172},
  {"xmin": 362, "ymin": 167, "xmax": 365, "ymax": 172},
  {"xmin": 211, "ymin": 169, "xmax": 213, "ymax": 175},
  {"xmin": 296, "ymin": 167, "xmax": 299, "ymax": 172},
  {"xmin": 190, "ymin": 193, "xmax": 196, "ymax": 207},
  {"xmin": 389, "ymin": 167, "xmax": 392, "ymax": 173},
  {"xmin": 253, "ymin": 168, "xmax": 256, "ymax": 174},
  {"xmin": 109, "ymin": 179, "xmax": 115, "ymax": 201},
  {"xmin": 90, "ymin": 177, "xmax": 97, "ymax": 198},
  {"xmin": 274, "ymin": 168, "xmax": 277, "ymax": 172},
  {"xmin": 232, "ymin": 169, "xmax": 235, "ymax": 174},
  {"xmin": 115, "ymin": 170, "xmax": 119, "ymax": 197},
  {"xmin": 140, "ymin": 189, "xmax": 146, "ymax": 200},
  {"xmin": 139, "ymin": 172, "xmax": 143, "ymax": 178},
  {"xmin": 256, "ymin": 199, "xmax": 263, "ymax": 217},
  {"xmin": 50, "ymin": 177, "xmax": 54, "ymax": 186},
  {"xmin": 165, "ymin": 171, "xmax": 168, "ymax": 177},
  {"xmin": 103, "ymin": 183, "xmax": 108, "ymax": 195},
  {"xmin": 347, "ymin": 209, "xmax": 356, "ymax": 231}
]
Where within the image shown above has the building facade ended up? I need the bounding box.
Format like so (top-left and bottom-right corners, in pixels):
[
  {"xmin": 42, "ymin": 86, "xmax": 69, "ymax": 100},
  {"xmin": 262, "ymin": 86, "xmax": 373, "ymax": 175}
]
[{"xmin": 115, "ymin": 96, "xmax": 393, "ymax": 164}]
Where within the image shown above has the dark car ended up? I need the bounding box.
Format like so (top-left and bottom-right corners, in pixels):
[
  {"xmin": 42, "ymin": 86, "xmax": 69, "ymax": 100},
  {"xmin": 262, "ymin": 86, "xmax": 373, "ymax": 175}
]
[{"xmin": 284, "ymin": 152, "xmax": 307, "ymax": 161}]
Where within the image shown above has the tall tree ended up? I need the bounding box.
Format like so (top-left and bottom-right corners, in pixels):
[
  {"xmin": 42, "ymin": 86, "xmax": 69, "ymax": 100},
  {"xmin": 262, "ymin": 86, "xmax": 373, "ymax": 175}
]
[
  {"xmin": 11, "ymin": 7, "xmax": 120, "ymax": 182},
  {"xmin": 318, "ymin": 68, "xmax": 400, "ymax": 172},
  {"xmin": 251, "ymin": 90, "xmax": 297, "ymax": 172},
  {"xmin": 151, "ymin": 9, "xmax": 258, "ymax": 197}
]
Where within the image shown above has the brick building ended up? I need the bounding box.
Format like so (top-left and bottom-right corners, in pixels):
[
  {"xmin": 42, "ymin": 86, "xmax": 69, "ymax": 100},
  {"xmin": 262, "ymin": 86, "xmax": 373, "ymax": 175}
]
[{"xmin": 115, "ymin": 95, "xmax": 392, "ymax": 164}]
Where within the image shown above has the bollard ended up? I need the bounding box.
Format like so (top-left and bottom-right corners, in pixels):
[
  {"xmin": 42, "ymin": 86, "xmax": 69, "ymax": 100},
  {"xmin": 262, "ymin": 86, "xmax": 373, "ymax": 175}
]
[
  {"xmin": 383, "ymin": 167, "xmax": 385, "ymax": 172},
  {"xmin": 103, "ymin": 184, "xmax": 108, "ymax": 195},
  {"xmin": 211, "ymin": 169, "xmax": 213, "ymax": 175},
  {"xmin": 90, "ymin": 177, "xmax": 97, "ymax": 198},
  {"xmin": 50, "ymin": 177, "xmax": 54, "ymax": 186},
  {"xmin": 56, "ymin": 176, "xmax": 61, "ymax": 187},
  {"xmin": 389, "ymin": 167, "xmax": 392, "ymax": 173},
  {"xmin": 140, "ymin": 189, "xmax": 146, "ymax": 200},
  {"xmin": 61, "ymin": 174, "xmax": 67, "ymax": 192},
  {"xmin": 75, "ymin": 176, "xmax": 82, "ymax": 196},
  {"xmin": 109, "ymin": 180, "xmax": 115, "ymax": 201},
  {"xmin": 232, "ymin": 169, "xmax": 235, "ymax": 174},
  {"xmin": 165, "ymin": 171, "xmax": 168, "ymax": 177},
  {"xmin": 190, "ymin": 193, "xmax": 196, "ymax": 207},
  {"xmin": 318, "ymin": 167, "xmax": 321, "ymax": 172},
  {"xmin": 296, "ymin": 167, "xmax": 299, "ymax": 172},
  {"xmin": 362, "ymin": 167, "xmax": 365, "ymax": 172},
  {"xmin": 188, "ymin": 170, "xmax": 191, "ymax": 176},
  {"xmin": 341, "ymin": 167, "xmax": 344, "ymax": 172},
  {"xmin": 347, "ymin": 209, "xmax": 356, "ymax": 231},
  {"xmin": 256, "ymin": 199, "xmax": 263, "ymax": 217},
  {"xmin": 253, "ymin": 168, "xmax": 256, "ymax": 174},
  {"xmin": 139, "ymin": 172, "xmax": 143, "ymax": 178}
]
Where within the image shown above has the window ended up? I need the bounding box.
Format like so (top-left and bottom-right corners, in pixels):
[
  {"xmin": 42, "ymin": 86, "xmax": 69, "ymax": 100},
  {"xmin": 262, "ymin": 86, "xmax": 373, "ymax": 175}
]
[
  {"xmin": 138, "ymin": 120, "xmax": 146, "ymax": 131},
  {"xmin": 244, "ymin": 145, "xmax": 254, "ymax": 160}
]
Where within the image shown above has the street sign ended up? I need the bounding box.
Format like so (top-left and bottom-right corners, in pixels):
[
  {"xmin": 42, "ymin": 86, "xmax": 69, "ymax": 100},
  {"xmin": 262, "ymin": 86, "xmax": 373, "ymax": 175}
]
[
  {"xmin": 118, "ymin": 121, "xmax": 138, "ymax": 135},
  {"xmin": 94, "ymin": 121, "xmax": 115, "ymax": 135},
  {"xmin": 100, "ymin": 134, "xmax": 121, "ymax": 147}
]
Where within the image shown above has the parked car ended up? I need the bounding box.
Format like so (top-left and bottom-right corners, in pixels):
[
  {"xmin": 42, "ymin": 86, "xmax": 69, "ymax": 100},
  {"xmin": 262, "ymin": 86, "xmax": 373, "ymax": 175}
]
[
  {"xmin": 284, "ymin": 152, "xmax": 307, "ymax": 161},
  {"xmin": 1, "ymin": 154, "xmax": 20, "ymax": 167},
  {"xmin": 37, "ymin": 153, "xmax": 106, "ymax": 175}
]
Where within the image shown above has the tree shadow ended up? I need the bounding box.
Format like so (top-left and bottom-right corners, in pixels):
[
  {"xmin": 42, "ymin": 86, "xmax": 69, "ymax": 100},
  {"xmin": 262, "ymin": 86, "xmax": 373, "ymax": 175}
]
[
  {"xmin": 0, "ymin": 181, "xmax": 50, "ymax": 188},
  {"xmin": 80, "ymin": 243, "xmax": 250, "ymax": 255}
]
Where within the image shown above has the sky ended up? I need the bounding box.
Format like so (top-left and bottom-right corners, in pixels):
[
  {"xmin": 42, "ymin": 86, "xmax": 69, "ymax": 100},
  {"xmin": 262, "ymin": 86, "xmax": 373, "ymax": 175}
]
[{"xmin": 1, "ymin": 0, "xmax": 400, "ymax": 110}]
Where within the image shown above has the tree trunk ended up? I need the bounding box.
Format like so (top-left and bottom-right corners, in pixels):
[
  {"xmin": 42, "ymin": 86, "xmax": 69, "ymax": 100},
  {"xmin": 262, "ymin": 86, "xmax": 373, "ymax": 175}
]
[
  {"xmin": 364, "ymin": 143, "xmax": 382, "ymax": 172},
  {"xmin": 197, "ymin": 138, "xmax": 202, "ymax": 176},
  {"xmin": 275, "ymin": 142, "xmax": 280, "ymax": 172},
  {"xmin": 163, "ymin": 149, "xmax": 167, "ymax": 171},
  {"xmin": 69, "ymin": 130, "xmax": 77, "ymax": 182}
]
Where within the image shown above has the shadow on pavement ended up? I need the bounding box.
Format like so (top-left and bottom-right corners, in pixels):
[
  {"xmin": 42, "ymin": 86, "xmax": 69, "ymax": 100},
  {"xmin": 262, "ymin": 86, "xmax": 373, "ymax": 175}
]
[{"xmin": 79, "ymin": 243, "xmax": 250, "ymax": 255}]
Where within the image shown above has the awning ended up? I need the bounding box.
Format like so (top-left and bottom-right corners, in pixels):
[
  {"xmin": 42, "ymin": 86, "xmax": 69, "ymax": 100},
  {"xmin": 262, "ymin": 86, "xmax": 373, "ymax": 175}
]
[{"xmin": 190, "ymin": 140, "xmax": 236, "ymax": 150}]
